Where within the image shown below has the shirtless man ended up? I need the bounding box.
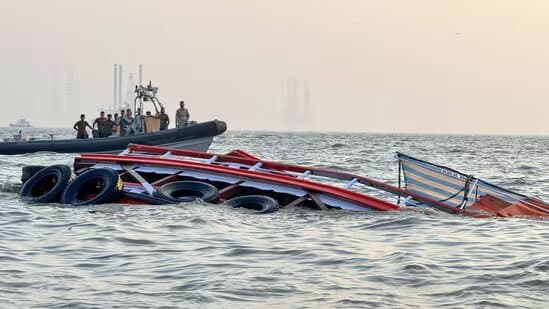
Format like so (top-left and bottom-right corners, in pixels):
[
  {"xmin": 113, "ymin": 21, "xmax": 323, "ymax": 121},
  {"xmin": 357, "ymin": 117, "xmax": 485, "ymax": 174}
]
[{"xmin": 73, "ymin": 114, "xmax": 93, "ymax": 139}]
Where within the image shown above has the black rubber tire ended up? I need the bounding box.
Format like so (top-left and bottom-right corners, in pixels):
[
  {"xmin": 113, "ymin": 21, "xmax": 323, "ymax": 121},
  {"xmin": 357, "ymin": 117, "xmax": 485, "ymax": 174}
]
[
  {"xmin": 225, "ymin": 195, "xmax": 280, "ymax": 214},
  {"xmin": 21, "ymin": 165, "xmax": 46, "ymax": 184},
  {"xmin": 19, "ymin": 165, "xmax": 72, "ymax": 203},
  {"xmin": 154, "ymin": 181, "xmax": 219, "ymax": 203},
  {"xmin": 119, "ymin": 191, "xmax": 172, "ymax": 205},
  {"xmin": 61, "ymin": 168, "xmax": 121, "ymax": 206}
]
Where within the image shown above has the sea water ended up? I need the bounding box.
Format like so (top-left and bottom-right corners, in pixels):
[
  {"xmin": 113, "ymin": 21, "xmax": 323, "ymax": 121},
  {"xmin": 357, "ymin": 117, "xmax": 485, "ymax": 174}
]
[{"xmin": 0, "ymin": 129, "xmax": 547, "ymax": 308}]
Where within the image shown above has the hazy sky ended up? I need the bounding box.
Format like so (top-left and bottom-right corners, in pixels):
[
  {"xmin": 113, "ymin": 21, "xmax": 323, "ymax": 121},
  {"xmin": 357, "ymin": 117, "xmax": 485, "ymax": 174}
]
[{"xmin": 1, "ymin": 0, "xmax": 549, "ymax": 134}]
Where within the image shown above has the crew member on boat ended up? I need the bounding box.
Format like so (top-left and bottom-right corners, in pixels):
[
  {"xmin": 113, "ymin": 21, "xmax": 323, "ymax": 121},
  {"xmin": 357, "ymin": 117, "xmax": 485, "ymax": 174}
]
[
  {"xmin": 102, "ymin": 114, "xmax": 115, "ymax": 137},
  {"xmin": 93, "ymin": 111, "xmax": 107, "ymax": 138},
  {"xmin": 134, "ymin": 108, "xmax": 144, "ymax": 134},
  {"xmin": 73, "ymin": 114, "xmax": 93, "ymax": 139},
  {"xmin": 158, "ymin": 107, "xmax": 170, "ymax": 130},
  {"xmin": 175, "ymin": 101, "xmax": 190, "ymax": 128},
  {"xmin": 113, "ymin": 113, "xmax": 119, "ymax": 135},
  {"xmin": 118, "ymin": 110, "xmax": 126, "ymax": 136},
  {"xmin": 121, "ymin": 109, "xmax": 135, "ymax": 136}
]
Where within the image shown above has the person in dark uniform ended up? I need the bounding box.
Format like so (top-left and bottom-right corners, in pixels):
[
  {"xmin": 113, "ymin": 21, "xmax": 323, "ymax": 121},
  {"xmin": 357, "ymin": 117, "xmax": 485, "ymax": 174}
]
[
  {"xmin": 113, "ymin": 113, "xmax": 119, "ymax": 135},
  {"xmin": 102, "ymin": 114, "xmax": 115, "ymax": 137},
  {"xmin": 158, "ymin": 107, "xmax": 170, "ymax": 130},
  {"xmin": 73, "ymin": 114, "xmax": 92, "ymax": 139},
  {"xmin": 93, "ymin": 111, "xmax": 107, "ymax": 138},
  {"xmin": 118, "ymin": 110, "xmax": 126, "ymax": 136}
]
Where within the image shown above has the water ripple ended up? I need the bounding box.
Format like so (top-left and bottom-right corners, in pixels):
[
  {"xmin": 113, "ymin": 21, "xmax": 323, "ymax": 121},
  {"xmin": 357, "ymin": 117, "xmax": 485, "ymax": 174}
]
[{"xmin": 0, "ymin": 131, "xmax": 548, "ymax": 307}]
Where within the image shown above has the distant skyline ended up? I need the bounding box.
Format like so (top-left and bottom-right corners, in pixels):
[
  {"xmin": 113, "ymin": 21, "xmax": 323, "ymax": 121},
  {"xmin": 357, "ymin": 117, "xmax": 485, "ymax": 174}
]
[{"xmin": 1, "ymin": 1, "xmax": 549, "ymax": 134}]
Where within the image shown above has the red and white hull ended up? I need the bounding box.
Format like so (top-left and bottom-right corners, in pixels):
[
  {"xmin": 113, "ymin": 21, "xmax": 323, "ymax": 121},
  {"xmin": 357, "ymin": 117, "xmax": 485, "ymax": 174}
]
[{"xmin": 74, "ymin": 144, "xmax": 400, "ymax": 212}]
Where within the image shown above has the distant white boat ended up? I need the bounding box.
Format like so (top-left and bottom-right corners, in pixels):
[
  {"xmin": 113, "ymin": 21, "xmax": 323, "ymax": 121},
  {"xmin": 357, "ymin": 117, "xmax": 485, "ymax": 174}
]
[{"xmin": 9, "ymin": 119, "xmax": 32, "ymax": 128}]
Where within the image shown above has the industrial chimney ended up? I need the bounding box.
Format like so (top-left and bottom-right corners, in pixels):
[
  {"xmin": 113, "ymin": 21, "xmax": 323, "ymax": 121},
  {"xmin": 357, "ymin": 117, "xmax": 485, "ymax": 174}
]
[
  {"xmin": 113, "ymin": 64, "xmax": 118, "ymax": 111},
  {"xmin": 118, "ymin": 64, "xmax": 123, "ymax": 109},
  {"xmin": 138, "ymin": 64, "xmax": 143, "ymax": 86}
]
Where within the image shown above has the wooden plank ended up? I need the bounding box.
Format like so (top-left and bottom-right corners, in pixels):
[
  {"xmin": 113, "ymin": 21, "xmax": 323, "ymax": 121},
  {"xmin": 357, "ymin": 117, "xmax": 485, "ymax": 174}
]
[
  {"xmin": 218, "ymin": 181, "xmax": 244, "ymax": 199},
  {"xmin": 281, "ymin": 195, "xmax": 308, "ymax": 209},
  {"xmin": 218, "ymin": 181, "xmax": 243, "ymax": 194},
  {"xmin": 151, "ymin": 174, "xmax": 179, "ymax": 186},
  {"xmin": 75, "ymin": 167, "xmax": 89, "ymax": 174},
  {"xmin": 308, "ymin": 192, "xmax": 329, "ymax": 210},
  {"xmin": 122, "ymin": 165, "xmax": 154, "ymax": 195}
]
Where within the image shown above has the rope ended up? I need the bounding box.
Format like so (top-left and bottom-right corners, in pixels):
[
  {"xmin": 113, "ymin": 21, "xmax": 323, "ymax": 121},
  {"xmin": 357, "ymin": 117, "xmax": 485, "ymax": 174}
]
[
  {"xmin": 435, "ymin": 175, "xmax": 473, "ymax": 205},
  {"xmin": 458, "ymin": 175, "xmax": 474, "ymax": 209},
  {"xmin": 379, "ymin": 156, "xmax": 398, "ymax": 182}
]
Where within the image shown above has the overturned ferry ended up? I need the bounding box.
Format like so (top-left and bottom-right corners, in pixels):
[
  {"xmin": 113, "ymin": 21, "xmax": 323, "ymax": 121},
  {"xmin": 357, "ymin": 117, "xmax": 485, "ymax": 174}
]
[{"xmin": 18, "ymin": 144, "xmax": 549, "ymax": 218}]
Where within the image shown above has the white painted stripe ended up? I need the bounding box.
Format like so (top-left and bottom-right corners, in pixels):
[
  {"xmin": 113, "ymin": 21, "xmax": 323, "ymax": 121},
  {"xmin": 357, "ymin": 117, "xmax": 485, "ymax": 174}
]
[
  {"xmin": 344, "ymin": 178, "xmax": 358, "ymax": 189},
  {"xmin": 240, "ymin": 180, "xmax": 307, "ymax": 197},
  {"xmin": 317, "ymin": 193, "xmax": 372, "ymax": 212}
]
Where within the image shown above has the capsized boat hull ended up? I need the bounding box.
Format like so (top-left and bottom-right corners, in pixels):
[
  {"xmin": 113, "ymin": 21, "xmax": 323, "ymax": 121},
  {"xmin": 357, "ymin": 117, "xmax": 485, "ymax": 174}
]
[
  {"xmin": 72, "ymin": 144, "xmax": 549, "ymax": 218},
  {"xmin": 74, "ymin": 144, "xmax": 400, "ymax": 212},
  {"xmin": 0, "ymin": 120, "xmax": 226, "ymax": 155}
]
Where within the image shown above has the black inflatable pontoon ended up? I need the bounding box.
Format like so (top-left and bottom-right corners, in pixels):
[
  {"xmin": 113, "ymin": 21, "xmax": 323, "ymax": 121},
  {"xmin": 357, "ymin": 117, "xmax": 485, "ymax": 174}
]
[{"xmin": 0, "ymin": 120, "xmax": 226, "ymax": 155}]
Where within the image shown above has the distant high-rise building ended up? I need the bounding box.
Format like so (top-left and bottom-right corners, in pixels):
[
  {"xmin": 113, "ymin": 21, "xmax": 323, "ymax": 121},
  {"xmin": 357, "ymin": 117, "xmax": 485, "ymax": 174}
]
[
  {"xmin": 113, "ymin": 64, "xmax": 118, "ymax": 111},
  {"xmin": 284, "ymin": 77, "xmax": 312, "ymax": 130},
  {"xmin": 51, "ymin": 74, "xmax": 60, "ymax": 113},
  {"xmin": 118, "ymin": 64, "xmax": 123, "ymax": 110},
  {"xmin": 66, "ymin": 71, "xmax": 73, "ymax": 111},
  {"xmin": 123, "ymin": 73, "xmax": 135, "ymax": 109}
]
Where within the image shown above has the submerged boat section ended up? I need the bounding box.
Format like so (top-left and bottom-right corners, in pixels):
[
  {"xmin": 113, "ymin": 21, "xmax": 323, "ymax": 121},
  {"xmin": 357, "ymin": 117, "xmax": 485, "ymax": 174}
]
[
  {"xmin": 396, "ymin": 153, "xmax": 549, "ymax": 218},
  {"xmin": 70, "ymin": 144, "xmax": 548, "ymax": 218},
  {"xmin": 16, "ymin": 142, "xmax": 548, "ymax": 219}
]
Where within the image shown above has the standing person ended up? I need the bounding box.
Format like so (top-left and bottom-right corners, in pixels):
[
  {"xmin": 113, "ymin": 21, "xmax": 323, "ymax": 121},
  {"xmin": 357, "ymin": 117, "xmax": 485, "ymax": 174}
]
[
  {"xmin": 121, "ymin": 108, "xmax": 135, "ymax": 136},
  {"xmin": 158, "ymin": 107, "xmax": 170, "ymax": 130},
  {"xmin": 113, "ymin": 113, "xmax": 119, "ymax": 135},
  {"xmin": 93, "ymin": 111, "xmax": 107, "ymax": 138},
  {"xmin": 175, "ymin": 101, "xmax": 190, "ymax": 128},
  {"xmin": 134, "ymin": 108, "xmax": 144, "ymax": 134},
  {"xmin": 103, "ymin": 114, "xmax": 115, "ymax": 137},
  {"xmin": 118, "ymin": 110, "xmax": 126, "ymax": 136},
  {"xmin": 73, "ymin": 114, "xmax": 92, "ymax": 139}
]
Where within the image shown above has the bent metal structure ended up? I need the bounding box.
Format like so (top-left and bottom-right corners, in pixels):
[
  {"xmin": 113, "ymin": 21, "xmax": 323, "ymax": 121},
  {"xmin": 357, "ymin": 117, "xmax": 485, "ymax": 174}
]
[
  {"xmin": 0, "ymin": 120, "xmax": 226, "ymax": 155},
  {"xmin": 62, "ymin": 144, "xmax": 549, "ymax": 218}
]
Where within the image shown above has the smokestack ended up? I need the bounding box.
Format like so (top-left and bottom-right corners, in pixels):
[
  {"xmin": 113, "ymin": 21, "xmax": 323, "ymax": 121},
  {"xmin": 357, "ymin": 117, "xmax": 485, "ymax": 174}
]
[
  {"xmin": 287, "ymin": 77, "xmax": 298, "ymax": 111},
  {"xmin": 303, "ymin": 80, "xmax": 310, "ymax": 117},
  {"xmin": 138, "ymin": 64, "xmax": 143, "ymax": 86},
  {"xmin": 118, "ymin": 64, "xmax": 123, "ymax": 109},
  {"xmin": 66, "ymin": 71, "xmax": 73, "ymax": 111},
  {"xmin": 113, "ymin": 64, "xmax": 118, "ymax": 110}
]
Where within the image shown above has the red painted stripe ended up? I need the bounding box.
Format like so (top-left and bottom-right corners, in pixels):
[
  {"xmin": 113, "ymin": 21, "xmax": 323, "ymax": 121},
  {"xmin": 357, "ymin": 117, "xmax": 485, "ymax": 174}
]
[
  {"xmin": 225, "ymin": 149, "xmax": 260, "ymax": 160},
  {"xmin": 76, "ymin": 154, "xmax": 400, "ymax": 211}
]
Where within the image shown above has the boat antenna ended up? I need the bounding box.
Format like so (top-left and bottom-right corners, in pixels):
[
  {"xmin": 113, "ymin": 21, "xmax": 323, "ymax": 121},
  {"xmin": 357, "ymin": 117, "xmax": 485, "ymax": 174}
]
[{"xmin": 134, "ymin": 80, "xmax": 163, "ymax": 114}]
